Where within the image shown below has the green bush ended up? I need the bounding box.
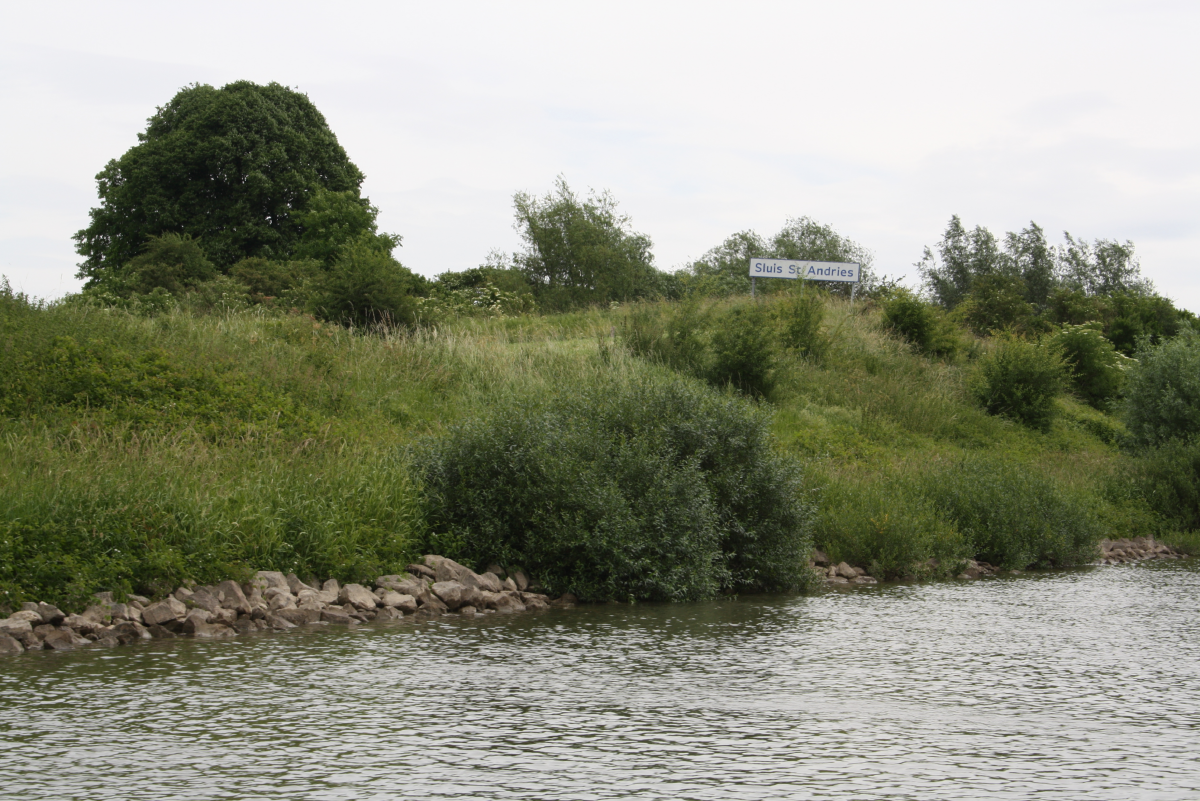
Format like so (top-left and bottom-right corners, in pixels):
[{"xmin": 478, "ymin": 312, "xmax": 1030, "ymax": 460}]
[
  {"xmin": 920, "ymin": 455, "xmax": 1101, "ymax": 569},
  {"xmin": 775, "ymin": 291, "xmax": 830, "ymax": 361},
  {"xmin": 958, "ymin": 274, "xmax": 1035, "ymax": 336},
  {"xmin": 124, "ymin": 233, "xmax": 217, "ymax": 295},
  {"xmin": 707, "ymin": 303, "xmax": 776, "ymax": 397},
  {"xmin": 1124, "ymin": 329, "xmax": 1200, "ymax": 447},
  {"xmin": 812, "ymin": 469, "xmax": 966, "ymax": 579},
  {"xmin": 411, "ymin": 374, "xmax": 814, "ymax": 601},
  {"xmin": 881, "ymin": 290, "xmax": 960, "ymax": 357},
  {"xmin": 970, "ymin": 335, "xmax": 1067, "ymax": 431},
  {"xmin": 1122, "ymin": 439, "xmax": 1200, "ymax": 535},
  {"xmin": 1047, "ymin": 323, "xmax": 1129, "ymax": 408},
  {"xmin": 308, "ymin": 235, "xmax": 422, "ymax": 327}
]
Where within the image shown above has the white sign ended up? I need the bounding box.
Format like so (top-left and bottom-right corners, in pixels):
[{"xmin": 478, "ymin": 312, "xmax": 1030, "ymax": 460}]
[{"xmin": 748, "ymin": 258, "xmax": 860, "ymax": 283}]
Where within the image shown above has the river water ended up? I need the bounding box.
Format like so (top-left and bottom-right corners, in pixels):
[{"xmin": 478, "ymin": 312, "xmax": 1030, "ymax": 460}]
[{"xmin": 1, "ymin": 560, "xmax": 1198, "ymax": 800}]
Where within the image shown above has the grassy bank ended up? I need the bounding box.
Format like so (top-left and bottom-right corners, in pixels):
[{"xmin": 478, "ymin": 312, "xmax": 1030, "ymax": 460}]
[{"xmin": 0, "ymin": 286, "xmax": 1186, "ymax": 610}]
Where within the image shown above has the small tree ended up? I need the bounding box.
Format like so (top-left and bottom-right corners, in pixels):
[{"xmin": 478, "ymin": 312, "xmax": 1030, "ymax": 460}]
[
  {"xmin": 1124, "ymin": 330, "xmax": 1200, "ymax": 447},
  {"xmin": 970, "ymin": 335, "xmax": 1068, "ymax": 431},
  {"xmin": 512, "ymin": 176, "xmax": 659, "ymax": 311}
]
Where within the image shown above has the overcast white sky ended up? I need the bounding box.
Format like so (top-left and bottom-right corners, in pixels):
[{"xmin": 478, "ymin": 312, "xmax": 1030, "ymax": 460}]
[{"xmin": 2, "ymin": 1, "xmax": 1198, "ymax": 310}]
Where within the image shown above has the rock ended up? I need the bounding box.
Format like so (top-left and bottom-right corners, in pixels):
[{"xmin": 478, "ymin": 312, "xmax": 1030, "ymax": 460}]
[
  {"xmin": 422, "ymin": 554, "xmax": 446, "ymax": 570},
  {"xmin": 320, "ymin": 608, "xmax": 356, "ymax": 625},
  {"xmin": 521, "ymin": 594, "xmax": 550, "ymax": 611},
  {"xmin": 233, "ymin": 617, "xmax": 256, "ymax": 634},
  {"xmin": 36, "ymin": 603, "xmax": 66, "ymax": 625},
  {"xmin": 374, "ymin": 606, "xmax": 402, "ymax": 621},
  {"xmin": 13, "ymin": 627, "xmax": 42, "ymax": 649},
  {"xmin": 379, "ymin": 591, "xmax": 418, "ymax": 613},
  {"xmin": 957, "ymin": 573, "xmax": 974, "ymax": 580},
  {"xmin": 93, "ymin": 591, "xmax": 115, "ymax": 604},
  {"xmin": 174, "ymin": 587, "xmax": 194, "ymax": 603},
  {"xmin": 265, "ymin": 613, "xmax": 297, "ymax": 630},
  {"xmin": 477, "ymin": 572, "xmax": 504, "ymax": 593},
  {"xmin": 459, "ymin": 605, "xmax": 477, "ymax": 615},
  {"xmin": 336, "ymin": 584, "xmax": 376, "ymax": 610},
  {"xmin": 9, "ymin": 610, "xmax": 42, "ymax": 624},
  {"xmin": 495, "ymin": 591, "xmax": 526, "ymax": 613},
  {"xmin": 0, "ymin": 618, "xmax": 33, "ymax": 637},
  {"xmin": 405, "ymin": 563, "xmax": 436, "ymax": 580},
  {"xmin": 434, "ymin": 559, "xmax": 463, "ymax": 583},
  {"xmin": 128, "ymin": 594, "xmax": 150, "ymax": 606},
  {"xmin": 852, "ymin": 567, "xmax": 867, "ymax": 577},
  {"xmin": 285, "ymin": 574, "xmax": 311, "ymax": 595},
  {"xmin": 147, "ymin": 624, "xmax": 176, "ymax": 639},
  {"xmin": 189, "ymin": 589, "xmax": 223, "ymax": 614},
  {"xmin": 252, "ymin": 571, "xmax": 289, "ymax": 592},
  {"xmin": 110, "ymin": 621, "xmax": 151, "ymax": 644},
  {"xmin": 811, "ymin": 549, "xmax": 830, "ymax": 566},
  {"xmin": 264, "ymin": 588, "xmax": 296, "ymax": 611},
  {"xmin": 509, "ymin": 568, "xmax": 529, "ymax": 592},
  {"xmin": 835, "ymin": 562, "xmax": 858, "ymax": 580},
  {"xmin": 551, "ymin": 593, "xmax": 578, "ymax": 607},
  {"xmin": 20, "ymin": 602, "xmax": 39, "ymax": 612},
  {"xmin": 964, "ymin": 567, "xmax": 983, "ymax": 579},
  {"xmin": 275, "ymin": 607, "xmax": 321, "ymax": 626},
  {"xmin": 827, "ymin": 566, "xmax": 838, "ymax": 578},
  {"xmin": 296, "ymin": 589, "xmax": 325, "ymax": 609},
  {"xmin": 485, "ymin": 564, "xmax": 506, "ymax": 579},
  {"xmin": 62, "ymin": 613, "xmax": 100, "ymax": 635},
  {"xmin": 826, "ymin": 576, "xmax": 850, "ymax": 585},
  {"xmin": 192, "ymin": 621, "xmax": 236, "ymax": 638},
  {"xmin": 502, "ymin": 577, "xmax": 519, "ymax": 592},
  {"xmin": 43, "ymin": 630, "xmax": 82, "ymax": 651},
  {"xmin": 180, "ymin": 611, "xmax": 212, "ymax": 634},
  {"xmin": 0, "ymin": 635, "xmax": 24, "ymax": 656},
  {"xmin": 211, "ymin": 608, "xmax": 238, "ymax": 627},
  {"xmin": 216, "ymin": 580, "xmax": 252, "ymax": 614},
  {"xmin": 142, "ymin": 597, "xmax": 188, "ymax": 626},
  {"xmin": 432, "ymin": 581, "xmax": 468, "ymax": 610},
  {"xmin": 93, "ymin": 635, "xmax": 121, "ymax": 648},
  {"xmin": 852, "ymin": 576, "xmax": 878, "ymax": 585},
  {"xmin": 379, "ymin": 575, "xmax": 427, "ymax": 597},
  {"xmin": 416, "ymin": 590, "xmax": 449, "ymax": 614}
]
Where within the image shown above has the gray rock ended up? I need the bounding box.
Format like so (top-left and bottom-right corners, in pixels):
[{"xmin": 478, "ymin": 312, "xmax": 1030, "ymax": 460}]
[
  {"xmin": 459, "ymin": 605, "xmax": 477, "ymax": 615},
  {"xmin": 502, "ymin": 577, "xmax": 518, "ymax": 592},
  {"xmin": 142, "ymin": 597, "xmax": 188, "ymax": 626},
  {"xmin": 233, "ymin": 617, "xmax": 256, "ymax": 634},
  {"xmin": 181, "ymin": 611, "xmax": 212, "ymax": 635},
  {"xmin": 20, "ymin": 602, "xmax": 39, "ymax": 613},
  {"xmin": 128, "ymin": 594, "xmax": 150, "ymax": 606},
  {"xmin": 379, "ymin": 591, "xmax": 418, "ymax": 613},
  {"xmin": 265, "ymin": 588, "xmax": 296, "ymax": 611},
  {"xmin": 211, "ymin": 607, "xmax": 238, "ymax": 627},
  {"xmin": 43, "ymin": 630, "xmax": 81, "ymax": 651},
  {"xmin": 264, "ymin": 613, "xmax": 297, "ymax": 630},
  {"xmin": 835, "ymin": 562, "xmax": 858, "ymax": 580},
  {"xmin": 338, "ymin": 583, "xmax": 378, "ymax": 610},
  {"xmin": 174, "ymin": 587, "xmax": 194, "ymax": 602},
  {"xmin": 192, "ymin": 621, "xmax": 236, "ymax": 638},
  {"xmin": 189, "ymin": 590, "xmax": 222, "ymax": 614},
  {"xmin": 435, "ymin": 559, "xmax": 463, "ymax": 584},
  {"xmin": 275, "ymin": 607, "xmax": 321, "ymax": 626},
  {"xmin": 93, "ymin": 635, "xmax": 121, "ymax": 648},
  {"xmin": 827, "ymin": 576, "xmax": 850, "ymax": 585},
  {"xmin": 285, "ymin": 574, "xmax": 311, "ymax": 595},
  {"xmin": 252, "ymin": 571, "xmax": 289, "ymax": 592},
  {"xmin": 216, "ymin": 580, "xmax": 252, "ymax": 614},
  {"xmin": 109, "ymin": 621, "xmax": 151, "ymax": 644},
  {"xmin": 405, "ymin": 563, "xmax": 436, "ymax": 580},
  {"xmin": 374, "ymin": 606, "xmax": 403, "ymax": 621},
  {"xmin": 509, "ymin": 569, "xmax": 529, "ymax": 592},
  {"xmin": 93, "ymin": 591, "xmax": 115, "ymax": 604},
  {"xmin": 521, "ymin": 595, "xmax": 550, "ymax": 611},
  {"xmin": 485, "ymin": 564, "xmax": 506, "ymax": 579},
  {"xmin": 13, "ymin": 627, "xmax": 42, "ymax": 649},
  {"xmin": 0, "ymin": 635, "xmax": 24, "ymax": 656},
  {"xmin": 0, "ymin": 618, "xmax": 33, "ymax": 637},
  {"xmin": 320, "ymin": 608, "xmax": 356, "ymax": 625},
  {"xmin": 322, "ymin": 578, "xmax": 341, "ymax": 597},
  {"xmin": 852, "ymin": 576, "xmax": 878, "ymax": 585},
  {"xmin": 9, "ymin": 610, "xmax": 42, "ymax": 624},
  {"xmin": 551, "ymin": 593, "xmax": 578, "ymax": 607},
  {"xmin": 147, "ymin": 624, "xmax": 176, "ymax": 639},
  {"xmin": 811, "ymin": 549, "xmax": 830, "ymax": 566},
  {"xmin": 36, "ymin": 603, "xmax": 66, "ymax": 625},
  {"xmin": 477, "ymin": 572, "xmax": 504, "ymax": 593},
  {"xmin": 416, "ymin": 590, "xmax": 449, "ymax": 614}
]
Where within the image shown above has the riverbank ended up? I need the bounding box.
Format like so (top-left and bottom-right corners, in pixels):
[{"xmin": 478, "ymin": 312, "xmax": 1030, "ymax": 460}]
[
  {"xmin": 3, "ymin": 544, "xmax": 1192, "ymax": 658},
  {"xmin": 0, "ymin": 555, "xmax": 575, "ymax": 657}
]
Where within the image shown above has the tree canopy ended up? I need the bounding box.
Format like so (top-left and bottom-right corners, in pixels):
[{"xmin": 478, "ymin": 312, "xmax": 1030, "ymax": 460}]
[
  {"xmin": 512, "ymin": 176, "xmax": 660, "ymax": 311},
  {"xmin": 74, "ymin": 81, "xmax": 367, "ymax": 283}
]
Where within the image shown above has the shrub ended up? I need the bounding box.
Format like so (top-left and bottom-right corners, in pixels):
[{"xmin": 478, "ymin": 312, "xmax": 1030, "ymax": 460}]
[
  {"xmin": 621, "ymin": 301, "xmax": 709, "ymax": 376},
  {"xmin": 920, "ymin": 455, "xmax": 1101, "ymax": 569},
  {"xmin": 1047, "ymin": 323, "xmax": 1129, "ymax": 408},
  {"xmin": 707, "ymin": 303, "xmax": 776, "ymax": 397},
  {"xmin": 970, "ymin": 334, "xmax": 1067, "ymax": 431},
  {"xmin": 308, "ymin": 236, "xmax": 422, "ymax": 327},
  {"xmin": 124, "ymin": 233, "xmax": 216, "ymax": 295},
  {"xmin": 1122, "ymin": 440, "xmax": 1200, "ymax": 535},
  {"xmin": 881, "ymin": 290, "xmax": 960, "ymax": 357},
  {"xmin": 958, "ymin": 274, "xmax": 1035, "ymax": 336},
  {"xmin": 1124, "ymin": 329, "xmax": 1200, "ymax": 447},
  {"xmin": 812, "ymin": 469, "xmax": 966, "ymax": 579},
  {"xmin": 411, "ymin": 374, "xmax": 815, "ymax": 601},
  {"xmin": 775, "ymin": 291, "xmax": 830, "ymax": 361}
]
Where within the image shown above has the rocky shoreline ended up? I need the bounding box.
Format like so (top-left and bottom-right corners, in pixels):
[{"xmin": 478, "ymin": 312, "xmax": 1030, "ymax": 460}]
[
  {"xmin": 1, "ymin": 540, "xmax": 1192, "ymax": 658},
  {"xmin": 814, "ymin": 536, "xmax": 1188, "ymax": 586},
  {"xmin": 0, "ymin": 555, "xmax": 575, "ymax": 658}
]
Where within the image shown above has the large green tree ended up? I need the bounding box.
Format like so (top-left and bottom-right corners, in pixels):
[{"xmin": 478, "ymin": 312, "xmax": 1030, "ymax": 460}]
[{"xmin": 74, "ymin": 81, "xmax": 367, "ymax": 284}]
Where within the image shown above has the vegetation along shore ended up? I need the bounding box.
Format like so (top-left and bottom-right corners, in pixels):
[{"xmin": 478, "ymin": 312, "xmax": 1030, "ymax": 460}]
[{"xmin": 3, "ymin": 81, "xmax": 1199, "ymax": 656}]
